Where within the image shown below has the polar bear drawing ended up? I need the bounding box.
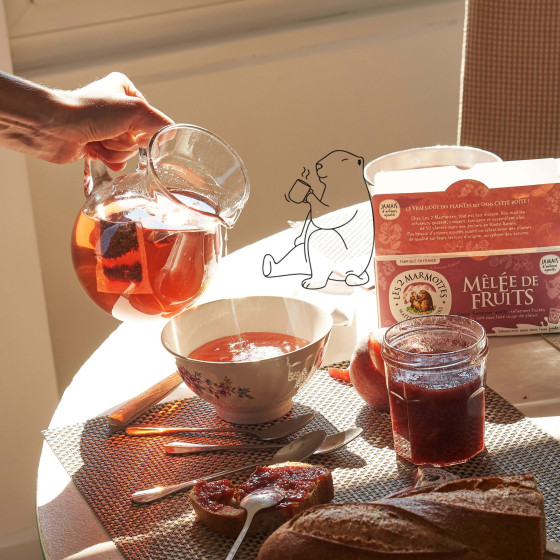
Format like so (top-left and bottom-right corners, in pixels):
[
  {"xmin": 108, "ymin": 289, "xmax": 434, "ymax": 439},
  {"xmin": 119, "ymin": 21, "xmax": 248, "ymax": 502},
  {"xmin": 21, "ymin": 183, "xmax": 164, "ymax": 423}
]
[{"xmin": 262, "ymin": 150, "xmax": 374, "ymax": 290}]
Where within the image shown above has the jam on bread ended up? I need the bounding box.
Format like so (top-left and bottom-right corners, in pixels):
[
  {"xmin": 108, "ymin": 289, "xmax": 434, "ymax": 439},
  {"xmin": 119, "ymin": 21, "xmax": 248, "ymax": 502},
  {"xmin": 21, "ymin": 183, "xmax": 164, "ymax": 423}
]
[{"xmin": 189, "ymin": 462, "xmax": 334, "ymax": 537}]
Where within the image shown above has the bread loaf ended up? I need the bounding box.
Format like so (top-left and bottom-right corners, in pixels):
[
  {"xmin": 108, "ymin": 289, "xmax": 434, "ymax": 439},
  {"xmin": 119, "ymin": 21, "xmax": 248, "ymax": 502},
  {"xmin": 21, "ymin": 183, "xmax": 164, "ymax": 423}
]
[
  {"xmin": 257, "ymin": 473, "xmax": 546, "ymax": 560},
  {"xmin": 189, "ymin": 461, "xmax": 334, "ymax": 537}
]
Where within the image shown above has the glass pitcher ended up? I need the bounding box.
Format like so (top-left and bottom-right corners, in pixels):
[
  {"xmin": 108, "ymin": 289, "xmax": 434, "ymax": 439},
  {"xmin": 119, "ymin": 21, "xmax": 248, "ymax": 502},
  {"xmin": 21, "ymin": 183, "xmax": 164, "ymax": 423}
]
[{"xmin": 71, "ymin": 124, "xmax": 250, "ymax": 321}]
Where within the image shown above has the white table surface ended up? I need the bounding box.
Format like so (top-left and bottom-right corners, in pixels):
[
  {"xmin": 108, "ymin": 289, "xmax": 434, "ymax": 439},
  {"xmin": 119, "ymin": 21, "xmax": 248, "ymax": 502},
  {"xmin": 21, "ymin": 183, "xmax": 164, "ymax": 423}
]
[{"xmin": 37, "ymin": 225, "xmax": 560, "ymax": 560}]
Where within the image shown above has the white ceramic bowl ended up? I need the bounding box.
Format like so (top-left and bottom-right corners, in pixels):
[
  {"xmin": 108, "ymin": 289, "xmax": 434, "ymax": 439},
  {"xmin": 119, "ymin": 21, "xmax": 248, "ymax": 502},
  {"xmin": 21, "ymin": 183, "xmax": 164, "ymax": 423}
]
[
  {"xmin": 364, "ymin": 145, "xmax": 502, "ymax": 194},
  {"xmin": 161, "ymin": 296, "xmax": 333, "ymax": 424}
]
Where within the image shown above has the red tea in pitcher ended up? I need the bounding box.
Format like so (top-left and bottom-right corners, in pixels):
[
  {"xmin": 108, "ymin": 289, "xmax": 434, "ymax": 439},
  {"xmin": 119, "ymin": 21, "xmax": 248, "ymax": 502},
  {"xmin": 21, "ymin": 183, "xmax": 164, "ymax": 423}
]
[{"xmin": 71, "ymin": 197, "xmax": 220, "ymax": 321}]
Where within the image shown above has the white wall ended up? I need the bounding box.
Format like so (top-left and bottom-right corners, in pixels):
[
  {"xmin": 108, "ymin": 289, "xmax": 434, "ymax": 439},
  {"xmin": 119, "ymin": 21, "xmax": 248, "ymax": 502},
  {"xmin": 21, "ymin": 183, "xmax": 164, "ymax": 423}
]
[
  {"xmin": 24, "ymin": 1, "xmax": 466, "ymax": 396},
  {"xmin": 1, "ymin": 1, "xmax": 465, "ymax": 556},
  {"xmin": 0, "ymin": 1, "xmax": 59, "ymax": 558}
]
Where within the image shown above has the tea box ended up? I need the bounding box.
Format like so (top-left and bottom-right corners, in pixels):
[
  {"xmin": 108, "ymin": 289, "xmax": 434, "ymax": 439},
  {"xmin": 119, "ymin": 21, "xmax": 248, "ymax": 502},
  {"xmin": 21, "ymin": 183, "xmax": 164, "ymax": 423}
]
[{"xmin": 372, "ymin": 159, "xmax": 560, "ymax": 334}]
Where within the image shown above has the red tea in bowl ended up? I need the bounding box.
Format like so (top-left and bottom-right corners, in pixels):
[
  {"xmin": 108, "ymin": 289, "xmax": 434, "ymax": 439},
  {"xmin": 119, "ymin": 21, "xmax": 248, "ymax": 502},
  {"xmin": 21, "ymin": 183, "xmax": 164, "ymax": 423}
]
[{"xmin": 189, "ymin": 332, "xmax": 309, "ymax": 362}]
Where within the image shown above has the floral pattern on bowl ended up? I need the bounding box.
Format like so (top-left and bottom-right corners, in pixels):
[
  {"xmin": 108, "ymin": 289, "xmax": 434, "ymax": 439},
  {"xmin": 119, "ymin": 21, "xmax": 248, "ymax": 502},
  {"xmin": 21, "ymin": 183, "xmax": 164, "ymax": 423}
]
[{"xmin": 178, "ymin": 365, "xmax": 255, "ymax": 400}]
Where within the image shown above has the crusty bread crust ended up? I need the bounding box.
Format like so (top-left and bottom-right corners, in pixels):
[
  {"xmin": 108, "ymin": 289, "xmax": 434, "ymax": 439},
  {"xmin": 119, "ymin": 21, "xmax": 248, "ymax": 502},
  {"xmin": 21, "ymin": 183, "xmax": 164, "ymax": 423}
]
[
  {"xmin": 257, "ymin": 473, "xmax": 545, "ymax": 560},
  {"xmin": 189, "ymin": 462, "xmax": 334, "ymax": 538},
  {"xmin": 386, "ymin": 472, "xmax": 545, "ymax": 560}
]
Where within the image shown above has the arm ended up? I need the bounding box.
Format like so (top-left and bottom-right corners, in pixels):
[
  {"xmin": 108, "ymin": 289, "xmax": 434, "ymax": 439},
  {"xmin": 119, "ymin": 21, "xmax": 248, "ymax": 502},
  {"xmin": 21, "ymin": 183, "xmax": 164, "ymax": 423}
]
[
  {"xmin": 0, "ymin": 72, "xmax": 173, "ymax": 171},
  {"xmin": 294, "ymin": 209, "xmax": 311, "ymax": 246},
  {"xmin": 305, "ymin": 190, "xmax": 330, "ymax": 221}
]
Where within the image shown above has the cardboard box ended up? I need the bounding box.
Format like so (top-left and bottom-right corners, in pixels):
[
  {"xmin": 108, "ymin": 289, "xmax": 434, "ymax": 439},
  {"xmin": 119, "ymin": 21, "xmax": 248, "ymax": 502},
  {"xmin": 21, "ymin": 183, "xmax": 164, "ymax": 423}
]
[{"xmin": 371, "ymin": 159, "xmax": 560, "ymax": 335}]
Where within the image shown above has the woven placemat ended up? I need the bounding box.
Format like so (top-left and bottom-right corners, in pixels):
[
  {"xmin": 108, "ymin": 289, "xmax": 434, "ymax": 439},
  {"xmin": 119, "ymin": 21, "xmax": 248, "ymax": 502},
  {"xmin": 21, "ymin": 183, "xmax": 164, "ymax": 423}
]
[
  {"xmin": 542, "ymin": 332, "xmax": 560, "ymax": 351},
  {"xmin": 44, "ymin": 363, "xmax": 560, "ymax": 559}
]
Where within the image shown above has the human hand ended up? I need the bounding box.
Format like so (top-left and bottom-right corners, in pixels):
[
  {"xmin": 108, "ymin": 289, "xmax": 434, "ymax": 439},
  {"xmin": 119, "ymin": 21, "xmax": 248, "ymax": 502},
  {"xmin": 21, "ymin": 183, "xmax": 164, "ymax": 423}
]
[
  {"xmin": 53, "ymin": 72, "xmax": 174, "ymax": 171},
  {"xmin": 0, "ymin": 71, "xmax": 174, "ymax": 171}
]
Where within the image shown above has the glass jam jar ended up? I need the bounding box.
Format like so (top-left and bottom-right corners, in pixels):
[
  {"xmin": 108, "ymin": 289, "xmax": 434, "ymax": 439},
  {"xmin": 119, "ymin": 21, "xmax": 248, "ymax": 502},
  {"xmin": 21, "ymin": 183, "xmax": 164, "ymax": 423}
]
[{"xmin": 382, "ymin": 315, "xmax": 488, "ymax": 466}]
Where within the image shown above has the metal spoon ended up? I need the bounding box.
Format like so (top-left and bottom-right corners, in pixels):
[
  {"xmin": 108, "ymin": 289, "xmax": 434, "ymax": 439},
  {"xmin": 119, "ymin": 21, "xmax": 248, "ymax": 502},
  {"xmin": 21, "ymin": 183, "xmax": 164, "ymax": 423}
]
[
  {"xmin": 225, "ymin": 487, "xmax": 286, "ymax": 560},
  {"xmin": 131, "ymin": 429, "xmax": 327, "ymax": 504},
  {"xmin": 125, "ymin": 412, "xmax": 314, "ymax": 440},
  {"xmin": 165, "ymin": 427, "xmax": 363, "ymax": 455}
]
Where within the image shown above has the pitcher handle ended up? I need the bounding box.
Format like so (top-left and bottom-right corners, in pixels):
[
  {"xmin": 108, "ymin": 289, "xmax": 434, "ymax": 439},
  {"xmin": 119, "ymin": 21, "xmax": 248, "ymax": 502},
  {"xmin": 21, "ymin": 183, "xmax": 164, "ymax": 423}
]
[{"xmin": 83, "ymin": 155, "xmax": 113, "ymax": 198}]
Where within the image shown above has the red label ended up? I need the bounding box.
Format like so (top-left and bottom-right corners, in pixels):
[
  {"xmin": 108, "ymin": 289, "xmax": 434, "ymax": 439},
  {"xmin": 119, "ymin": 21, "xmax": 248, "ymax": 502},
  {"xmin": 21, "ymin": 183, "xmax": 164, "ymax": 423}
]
[
  {"xmin": 372, "ymin": 180, "xmax": 560, "ymax": 256},
  {"xmin": 375, "ymin": 252, "xmax": 560, "ymax": 334}
]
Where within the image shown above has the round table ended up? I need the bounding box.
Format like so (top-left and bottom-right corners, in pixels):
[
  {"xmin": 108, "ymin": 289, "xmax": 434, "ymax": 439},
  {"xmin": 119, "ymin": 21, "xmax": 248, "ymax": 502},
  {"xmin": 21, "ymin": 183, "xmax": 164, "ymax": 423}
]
[{"xmin": 37, "ymin": 223, "xmax": 560, "ymax": 559}]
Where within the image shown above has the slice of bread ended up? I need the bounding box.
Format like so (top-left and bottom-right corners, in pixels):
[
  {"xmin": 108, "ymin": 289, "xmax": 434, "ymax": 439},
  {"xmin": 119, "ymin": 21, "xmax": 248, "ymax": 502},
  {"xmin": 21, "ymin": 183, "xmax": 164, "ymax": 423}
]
[{"xmin": 189, "ymin": 461, "xmax": 334, "ymax": 537}]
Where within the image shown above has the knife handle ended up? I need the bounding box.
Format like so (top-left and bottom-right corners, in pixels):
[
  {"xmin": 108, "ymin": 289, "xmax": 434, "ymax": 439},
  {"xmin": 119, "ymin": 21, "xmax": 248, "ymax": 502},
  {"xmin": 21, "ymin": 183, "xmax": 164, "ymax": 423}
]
[{"xmin": 108, "ymin": 371, "xmax": 183, "ymax": 428}]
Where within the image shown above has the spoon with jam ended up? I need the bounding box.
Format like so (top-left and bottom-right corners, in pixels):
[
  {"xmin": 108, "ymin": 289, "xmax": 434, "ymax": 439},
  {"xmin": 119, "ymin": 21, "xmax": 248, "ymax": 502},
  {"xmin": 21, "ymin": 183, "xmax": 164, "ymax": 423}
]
[{"xmin": 225, "ymin": 487, "xmax": 286, "ymax": 560}]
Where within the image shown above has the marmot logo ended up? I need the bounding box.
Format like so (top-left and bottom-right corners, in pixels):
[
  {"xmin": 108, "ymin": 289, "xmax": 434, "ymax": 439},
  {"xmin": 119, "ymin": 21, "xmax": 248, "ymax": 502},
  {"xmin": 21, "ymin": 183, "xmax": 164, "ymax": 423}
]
[
  {"xmin": 409, "ymin": 290, "xmax": 435, "ymax": 313},
  {"xmin": 390, "ymin": 269, "xmax": 452, "ymax": 321}
]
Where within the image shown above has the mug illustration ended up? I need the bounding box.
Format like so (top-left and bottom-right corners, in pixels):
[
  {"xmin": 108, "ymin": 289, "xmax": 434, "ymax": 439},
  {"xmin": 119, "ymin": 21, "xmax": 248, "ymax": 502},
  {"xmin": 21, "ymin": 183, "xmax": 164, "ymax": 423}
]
[{"xmin": 262, "ymin": 149, "xmax": 374, "ymax": 290}]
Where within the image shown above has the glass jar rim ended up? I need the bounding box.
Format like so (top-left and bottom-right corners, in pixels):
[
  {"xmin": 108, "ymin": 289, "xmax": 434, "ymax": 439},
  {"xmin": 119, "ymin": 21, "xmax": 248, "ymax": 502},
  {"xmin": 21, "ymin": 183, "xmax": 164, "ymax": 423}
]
[{"xmin": 381, "ymin": 314, "xmax": 488, "ymax": 371}]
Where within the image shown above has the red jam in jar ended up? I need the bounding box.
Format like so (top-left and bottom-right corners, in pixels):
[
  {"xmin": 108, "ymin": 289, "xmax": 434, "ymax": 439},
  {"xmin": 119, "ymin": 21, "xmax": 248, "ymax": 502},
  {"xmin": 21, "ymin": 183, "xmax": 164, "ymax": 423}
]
[{"xmin": 382, "ymin": 315, "xmax": 488, "ymax": 467}]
